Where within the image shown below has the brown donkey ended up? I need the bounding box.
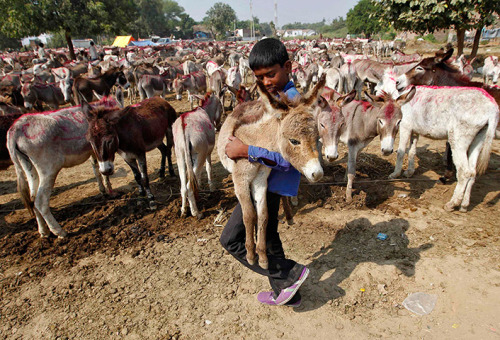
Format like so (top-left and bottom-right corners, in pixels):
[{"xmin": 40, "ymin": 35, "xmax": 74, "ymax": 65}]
[
  {"xmin": 217, "ymin": 76, "xmax": 326, "ymax": 269},
  {"xmin": 83, "ymin": 97, "xmax": 177, "ymax": 209},
  {"xmin": 73, "ymin": 66, "xmax": 130, "ymax": 104}
]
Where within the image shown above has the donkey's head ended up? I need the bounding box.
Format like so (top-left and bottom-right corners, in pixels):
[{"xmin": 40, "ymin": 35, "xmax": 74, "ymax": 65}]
[
  {"xmin": 365, "ymin": 87, "xmax": 416, "ymax": 155},
  {"xmin": 20, "ymin": 82, "xmax": 36, "ymax": 109},
  {"xmin": 82, "ymin": 99, "xmax": 125, "ymax": 175},
  {"xmin": 173, "ymin": 76, "xmax": 185, "ymax": 100},
  {"xmin": 193, "ymin": 92, "xmax": 224, "ymax": 130},
  {"xmin": 396, "ymin": 48, "xmax": 454, "ymax": 90},
  {"xmin": 256, "ymin": 75, "xmax": 327, "ymax": 182},
  {"xmin": 317, "ymin": 89, "xmax": 356, "ymax": 162}
]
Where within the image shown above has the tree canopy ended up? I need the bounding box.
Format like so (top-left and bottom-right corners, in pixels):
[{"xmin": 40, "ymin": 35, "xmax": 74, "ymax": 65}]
[
  {"xmin": 204, "ymin": 2, "xmax": 237, "ymax": 40},
  {"xmin": 346, "ymin": 0, "xmax": 382, "ymax": 38},
  {"xmin": 0, "ymin": 0, "xmax": 137, "ymax": 59},
  {"xmin": 375, "ymin": 0, "xmax": 500, "ymax": 55}
]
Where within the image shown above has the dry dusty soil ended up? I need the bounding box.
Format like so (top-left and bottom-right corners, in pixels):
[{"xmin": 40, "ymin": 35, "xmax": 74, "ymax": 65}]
[{"xmin": 1, "ymin": 62, "xmax": 500, "ymax": 339}]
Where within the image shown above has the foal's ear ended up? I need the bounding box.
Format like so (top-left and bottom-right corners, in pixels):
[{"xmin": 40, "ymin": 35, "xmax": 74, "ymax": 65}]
[{"xmin": 255, "ymin": 80, "xmax": 289, "ymax": 116}]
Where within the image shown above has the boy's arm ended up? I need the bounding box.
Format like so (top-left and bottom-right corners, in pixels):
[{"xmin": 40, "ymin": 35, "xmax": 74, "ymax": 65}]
[{"xmin": 225, "ymin": 136, "xmax": 292, "ymax": 171}]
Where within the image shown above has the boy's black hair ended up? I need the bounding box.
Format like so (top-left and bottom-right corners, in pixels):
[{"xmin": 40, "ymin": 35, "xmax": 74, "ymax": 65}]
[{"xmin": 249, "ymin": 38, "xmax": 289, "ymax": 70}]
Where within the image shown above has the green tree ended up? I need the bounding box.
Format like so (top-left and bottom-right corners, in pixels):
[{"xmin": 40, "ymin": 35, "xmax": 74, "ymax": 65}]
[
  {"xmin": 134, "ymin": 0, "xmax": 167, "ymax": 38},
  {"xmin": 346, "ymin": 0, "xmax": 382, "ymax": 38},
  {"xmin": 375, "ymin": 0, "xmax": 500, "ymax": 56},
  {"xmin": 0, "ymin": 0, "xmax": 137, "ymax": 59},
  {"xmin": 205, "ymin": 2, "xmax": 237, "ymax": 40}
]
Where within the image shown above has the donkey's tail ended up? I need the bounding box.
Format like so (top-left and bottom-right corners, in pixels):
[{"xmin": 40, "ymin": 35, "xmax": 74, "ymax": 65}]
[
  {"xmin": 179, "ymin": 115, "xmax": 199, "ymax": 200},
  {"xmin": 7, "ymin": 131, "xmax": 35, "ymax": 217},
  {"xmin": 476, "ymin": 111, "xmax": 499, "ymax": 175}
]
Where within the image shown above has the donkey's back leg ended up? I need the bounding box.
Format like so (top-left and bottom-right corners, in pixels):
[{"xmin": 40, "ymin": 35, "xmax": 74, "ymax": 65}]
[
  {"xmin": 157, "ymin": 143, "xmax": 168, "ymax": 178},
  {"xmin": 444, "ymin": 137, "xmax": 475, "ymax": 211},
  {"xmin": 33, "ymin": 171, "xmax": 67, "ymax": 237},
  {"xmin": 251, "ymin": 170, "xmax": 271, "ymax": 269},
  {"xmin": 165, "ymin": 127, "xmax": 175, "ymax": 176},
  {"xmin": 233, "ymin": 178, "xmax": 258, "ymax": 266}
]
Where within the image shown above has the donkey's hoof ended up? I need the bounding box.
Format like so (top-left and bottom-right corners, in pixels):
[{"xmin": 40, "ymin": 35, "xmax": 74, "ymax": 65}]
[
  {"xmin": 169, "ymin": 171, "xmax": 176, "ymax": 177},
  {"xmin": 149, "ymin": 201, "xmax": 158, "ymax": 210},
  {"xmin": 56, "ymin": 230, "xmax": 68, "ymax": 238},
  {"xmin": 443, "ymin": 202, "xmax": 455, "ymax": 212},
  {"xmin": 388, "ymin": 173, "xmax": 399, "ymax": 179},
  {"xmin": 459, "ymin": 206, "xmax": 468, "ymax": 213},
  {"xmin": 403, "ymin": 170, "xmax": 414, "ymax": 178},
  {"xmin": 346, "ymin": 195, "xmax": 353, "ymax": 203},
  {"xmin": 286, "ymin": 218, "xmax": 294, "ymax": 226},
  {"xmin": 290, "ymin": 196, "xmax": 299, "ymax": 206},
  {"xmin": 259, "ymin": 260, "xmax": 269, "ymax": 270},
  {"xmin": 246, "ymin": 255, "xmax": 256, "ymax": 266},
  {"xmin": 195, "ymin": 212, "xmax": 203, "ymax": 220}
]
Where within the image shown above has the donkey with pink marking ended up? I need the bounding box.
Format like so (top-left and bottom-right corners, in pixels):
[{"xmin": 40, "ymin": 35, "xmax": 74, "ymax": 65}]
[
  {"xmin": 173, "ymin": 92, "xmax": 223, "ymax": 218},
  {"xmin": 325, "ymin": 88, "xmax": 416, "ymax": 202},
  {"xmin": 173, "ymin": 71, "xmax": 207, "ymax": 109},
  {"xmin": 386, "ymin": 85, "xmax": 499, "ymax": 212},
  {"xmin": 7, "ymin": 100, "xmax": 116, "ymax": 238}
]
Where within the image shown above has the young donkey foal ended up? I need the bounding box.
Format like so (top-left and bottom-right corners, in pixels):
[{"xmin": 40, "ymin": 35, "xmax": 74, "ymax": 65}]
[
  {"xmin": 173, "ymin": 92, "xmax": 223, "ymax": 218},
  {"xmin": 7, "ymin": 101, "xmax": 115, "ymax": 237},
  {"xmin": 217, "ymin": 78, "xmax": 326, "ymax": 269},
  {"xmin": 84, "ymin": 97, "xmax": 177, "ymax": 209}
]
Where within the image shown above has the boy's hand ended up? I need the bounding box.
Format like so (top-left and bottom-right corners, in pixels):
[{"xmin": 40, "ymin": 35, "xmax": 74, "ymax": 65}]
[{"xmin": 225, "ymin": 136, "xmax": 249, "ymax": 160}]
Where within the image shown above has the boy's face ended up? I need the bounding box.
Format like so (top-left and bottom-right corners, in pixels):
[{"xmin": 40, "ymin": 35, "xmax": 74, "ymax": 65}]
[{"xmin": 253, "ymin": 60, "xmax": 291, "ymax": 95}]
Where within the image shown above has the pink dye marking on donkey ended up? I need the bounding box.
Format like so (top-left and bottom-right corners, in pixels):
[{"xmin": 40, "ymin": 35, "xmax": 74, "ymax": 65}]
[
  {"xmin": 7, "ymin": 100, "xmax": 116, "ymax": 237},
  {"xmin": 389, "ymin": 85, "xmax": 499, "ymax": 212},
  {"xmin": 173, "ymin": 92, "xmax": 223, "ymax": 219}
]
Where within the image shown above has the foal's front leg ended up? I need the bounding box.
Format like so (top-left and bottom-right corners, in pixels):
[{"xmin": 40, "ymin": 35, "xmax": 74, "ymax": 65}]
[{"xmin": 403, "ymin": 133, "xmax": 419, "ymax": 178}]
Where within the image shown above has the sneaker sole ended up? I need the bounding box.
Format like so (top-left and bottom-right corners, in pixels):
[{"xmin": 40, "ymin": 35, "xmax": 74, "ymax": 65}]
[{"xmin": 277, "ymin": 267, "xmax": 310, "ymax": 306}]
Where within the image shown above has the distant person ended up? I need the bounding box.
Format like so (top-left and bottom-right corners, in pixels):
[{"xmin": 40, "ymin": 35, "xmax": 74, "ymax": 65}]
[
  {"xmin": 37, "ymin": 43, "xmax": 46, "ymax": 59},
  {"xmin": 89, "ymin": 41, "xmax": 98, "ymax": 61}
]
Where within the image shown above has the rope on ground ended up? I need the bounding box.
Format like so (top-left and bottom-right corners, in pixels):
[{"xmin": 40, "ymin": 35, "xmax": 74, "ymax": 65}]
[{"xmin": 0, "ymin": 177, "xmax": 439, "ymax": 213}]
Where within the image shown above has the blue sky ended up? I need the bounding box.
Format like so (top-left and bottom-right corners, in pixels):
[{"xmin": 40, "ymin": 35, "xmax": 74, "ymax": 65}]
[{"xmin": 176, "ymin": 0, "xmax": 360, "ymax": 26}]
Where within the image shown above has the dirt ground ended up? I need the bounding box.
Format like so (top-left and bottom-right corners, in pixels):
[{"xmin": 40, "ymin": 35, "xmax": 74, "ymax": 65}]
[{"xmin": 1, "ymin": 47, "xmax": 500, "ymax": 340}]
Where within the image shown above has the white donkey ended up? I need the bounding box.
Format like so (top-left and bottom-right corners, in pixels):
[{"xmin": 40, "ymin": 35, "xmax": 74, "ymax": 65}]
[
  {"xmin": 387, "ymin": 86, "xmax": 499, "ymax": 212},
  {"xmin": 217, "ymin": 77, "xmax": 326, "ymax": 269},
  {"xmin": 173, "ymin": 92, "xmax": 223, "ymax": 219},
  {"xmin": 7, "ymin": 100, "xmax": 116, "ymax": 237}
]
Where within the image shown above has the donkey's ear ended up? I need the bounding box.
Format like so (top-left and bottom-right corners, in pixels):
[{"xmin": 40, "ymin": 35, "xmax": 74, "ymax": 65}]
[
  {"xmin": 106, "ymin": 107, "xmax": 130, "ymax": 125},
  {"xmin": 335, "ymin": 89, "xmax": 356, "ymax": 108},
  {"xmin": 255, "ymin": 80, "xmax": 289, "ymax": 115},
  {"xmin": 80, "ymin": 98, "xmax": 93, "ymax": 120},
  {"xmin": 436, "ymin": 48, "xmax": 453, "ymax": 64},
  {"xmin": 302, "ymin": 73, "xmax": 326, "ymax": 106},
  {"xmin": 397, "ymin": 86, "xmax": 416, "ymax": 104}
]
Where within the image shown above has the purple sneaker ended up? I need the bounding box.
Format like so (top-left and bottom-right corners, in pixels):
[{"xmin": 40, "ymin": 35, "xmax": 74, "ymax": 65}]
[
  {"xmin": 257, "ymin": 291, "xmax": 302, "ymax": 307},
  {"xmin": 274, "ymin": 267, "xmax": 309, "ymax": 306}
]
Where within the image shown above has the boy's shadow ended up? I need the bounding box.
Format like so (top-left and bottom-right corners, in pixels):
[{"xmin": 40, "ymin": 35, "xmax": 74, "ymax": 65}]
[{"xmin": 297, "ymin": 217, "xmax": 433, "ymax": 312}]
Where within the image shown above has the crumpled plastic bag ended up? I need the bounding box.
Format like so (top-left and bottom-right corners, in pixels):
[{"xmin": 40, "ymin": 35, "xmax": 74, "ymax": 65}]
[{"xmin": 402, "ymin": 292, "xmax": 438, "ymax": 316}]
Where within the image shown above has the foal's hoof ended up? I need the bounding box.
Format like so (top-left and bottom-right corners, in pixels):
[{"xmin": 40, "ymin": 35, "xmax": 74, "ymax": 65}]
[
  {"xmin": 149, "ymin": 201, "xmax": 158, "ymax": 210},
  {"xmin": 259, "ymin": 259, "xmax": 269, "ymax": 270},
  {"xmin": 246, "ymin": 255, "xmax": 256, "ymax": 266}
]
